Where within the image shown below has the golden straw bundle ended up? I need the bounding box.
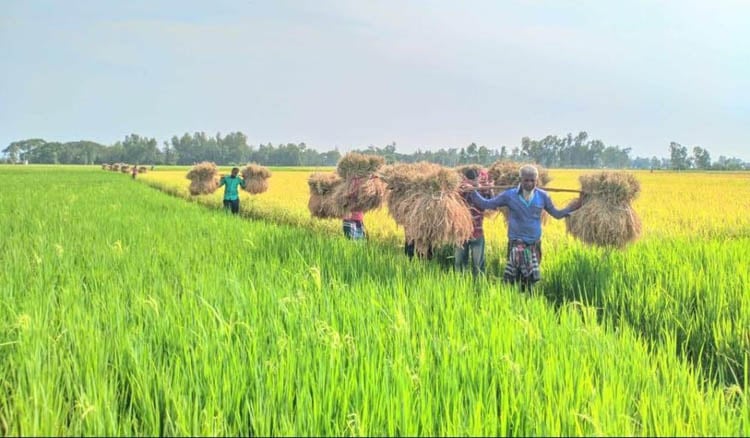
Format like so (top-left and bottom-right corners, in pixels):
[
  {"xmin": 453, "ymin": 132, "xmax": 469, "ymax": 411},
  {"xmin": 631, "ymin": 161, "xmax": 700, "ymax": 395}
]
[
  {"xmin": 332, "ymin": 176, "xmax": 386, "ymax": 213},
  {"xmin": 307, "ymin": 172, "xmax": 345, "ymax": 219},
  {"xmin": 332, "ymin": 153, "xmax": 386, "ymax": 213},
  {"xmin": 241, "ymin": 163, "xmax": 272, "ymax": 194},
  {"xmin": 380, "ymin": 162, "xmax": 472, "ymax": 255},
  {"xmin": 336, "ymin": 152, "xmax": 385, "ymax": 179},
  {"xmin": 566, "ymin": 171, "xmax": 642, "ymax": 248},
  {"xmin": 380, "ymin": 162, "xmax": 440, "ymax": 225},
  {"xmin": 186, "ymin": 161, "xmax": 219, "ymax": 195},
  {"xmin": 138, "ymin": 166, "xmax": 148, "ymax": 173}
]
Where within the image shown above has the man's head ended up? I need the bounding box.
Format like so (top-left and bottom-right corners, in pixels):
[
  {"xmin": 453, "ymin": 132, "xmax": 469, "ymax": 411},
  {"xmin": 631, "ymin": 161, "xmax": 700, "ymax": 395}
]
[
  {"xmin": 231, "ymin": 167, "xmax": 240, "ymax": 177},
  {"xmin": 463, "ymin": 168, "xmax": 479, "ymax": 181},
  {"xmin": 519, "ymin": 165, "xmax": 538, "ymax": 192}
]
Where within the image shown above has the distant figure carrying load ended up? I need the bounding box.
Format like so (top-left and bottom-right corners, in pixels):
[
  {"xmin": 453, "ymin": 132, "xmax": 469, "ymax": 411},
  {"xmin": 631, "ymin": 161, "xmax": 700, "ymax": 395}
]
[
  {"xmin": 218, "ymin": 167, "xmax": 246, "ymax": 215},
  {"xmin": 470, "ymin": 165, "xmax": 581, "ymax": 290},
  {"xmin": 131, "ymin": 165, "xmax": 138, "ymax": 180}
]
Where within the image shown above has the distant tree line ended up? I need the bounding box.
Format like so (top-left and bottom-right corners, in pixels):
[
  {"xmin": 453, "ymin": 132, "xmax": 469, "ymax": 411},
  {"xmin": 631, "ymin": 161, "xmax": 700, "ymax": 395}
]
[{"xmin": 2, "ymin": 131, "xmax": 747, "ymax": 170}]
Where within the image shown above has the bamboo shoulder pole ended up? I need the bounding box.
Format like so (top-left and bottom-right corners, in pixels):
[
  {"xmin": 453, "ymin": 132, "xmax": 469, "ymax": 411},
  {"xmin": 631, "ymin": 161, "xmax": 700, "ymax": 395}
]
[
  {"xmin": 458, "ymin": 185, "xmax": 582, "ymax": 194},
  {"xmin": 372, "ymin": 172, "xmax": 582, "ymax": 194}
]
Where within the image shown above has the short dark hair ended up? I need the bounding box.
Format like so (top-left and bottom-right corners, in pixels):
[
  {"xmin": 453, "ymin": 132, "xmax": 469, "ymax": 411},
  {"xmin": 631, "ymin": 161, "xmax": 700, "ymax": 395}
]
[
  {"xmin": 463, "ymin": 168, "xmax": 478, "ymax": 180},
  {"xmin": 231, "ymin": 167, "xmax": 240, "ymax": 172}
]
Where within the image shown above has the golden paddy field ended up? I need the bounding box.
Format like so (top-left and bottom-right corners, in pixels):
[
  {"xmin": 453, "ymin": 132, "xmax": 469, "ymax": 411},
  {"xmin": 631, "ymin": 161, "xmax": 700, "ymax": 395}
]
[{"xmin": 141, "ymin": 167, "xmax": 750, "ymax": 246}]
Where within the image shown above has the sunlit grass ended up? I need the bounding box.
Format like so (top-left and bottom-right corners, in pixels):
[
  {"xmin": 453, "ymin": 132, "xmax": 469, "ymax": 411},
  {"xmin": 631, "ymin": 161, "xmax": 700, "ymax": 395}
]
[{"xmin": 139, "ymin": 166, "xmax": 750, "ymax": 384}]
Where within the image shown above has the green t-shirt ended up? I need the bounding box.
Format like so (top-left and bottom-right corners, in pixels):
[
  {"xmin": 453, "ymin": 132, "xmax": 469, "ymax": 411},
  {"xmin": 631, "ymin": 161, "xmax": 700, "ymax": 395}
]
[{"xmin": 218, "ymin": 176, "xmax": 245, "ymax": 200}]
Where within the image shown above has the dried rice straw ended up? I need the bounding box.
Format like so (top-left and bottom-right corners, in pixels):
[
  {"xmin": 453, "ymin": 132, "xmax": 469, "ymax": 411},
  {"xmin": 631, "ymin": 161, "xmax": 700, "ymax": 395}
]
[
  {"xmin": 566, "ymin": 171, "xmax": 642, "ymax": 248},
  {"xmin": 241, "ymin": 163, "xmax": 272, "ymax": 194},
  {"xmin": 186, "ymin": 161, "xmax": 219, "ymax": 195}
]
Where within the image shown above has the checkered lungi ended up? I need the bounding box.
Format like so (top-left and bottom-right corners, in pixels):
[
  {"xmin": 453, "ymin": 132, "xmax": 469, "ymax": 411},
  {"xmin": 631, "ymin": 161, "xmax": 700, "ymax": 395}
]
[{"xmin": 504, "ymin": 240, "xmax": 542, "ymax": 284}]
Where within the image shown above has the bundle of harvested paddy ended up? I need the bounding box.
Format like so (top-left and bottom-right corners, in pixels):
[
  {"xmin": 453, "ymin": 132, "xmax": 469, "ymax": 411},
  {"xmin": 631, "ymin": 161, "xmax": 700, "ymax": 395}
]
[
  {"xmin": 138, "ymin": 166, "xmax": 148, "ymax": 174},
  {"xmin": 331, "ymin": 153, "xmax": 386, "ymax": 213},
  {"xmin": 111, "ymin": 163, "xmax": 121, "ymax": 171},
  {"xmin": 332, "ymin": 175, "xmax": 386, "ymax": 213},
  {"xmin": 120, "ymin": 165, "xmax": 130, "ymax": 173},
  {"xmin": 565, "ymin": 171, "xmax": 641, "ymax": 248},
  {"xmin": 186, "ymin": 161, "xmax": 219, "ymax": 195},
  {"xmin": 241, "ymin": 163, "xmax": 272, "ymax": 194},
  {"xmin": 336, "ymin": 152, "xmax": 385, "ymax": 179},
  {"xmin": 379, "ymin": 162, "xmax": 440, "ymax": 224},
  {"xmin": 380, "ymin": 162, "xmax": 472, "ymax": 255},
  {"xmin": 307, "ymin": 172, "xmax": 345, "ymax": 219}
]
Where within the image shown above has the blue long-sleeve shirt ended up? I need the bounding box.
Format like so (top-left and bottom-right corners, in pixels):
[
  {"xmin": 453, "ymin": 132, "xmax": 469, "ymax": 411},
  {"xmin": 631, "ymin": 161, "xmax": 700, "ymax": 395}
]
[{"xmin": 470, "ymin": 187, "xmax": 572, "ymax": 244}]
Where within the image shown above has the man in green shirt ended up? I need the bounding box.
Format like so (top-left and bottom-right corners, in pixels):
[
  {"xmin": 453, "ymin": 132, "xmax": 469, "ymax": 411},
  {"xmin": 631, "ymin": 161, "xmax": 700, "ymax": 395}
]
[{"xmin": 218, "ymin": 167, "xmax": 246, "ymax": 214}]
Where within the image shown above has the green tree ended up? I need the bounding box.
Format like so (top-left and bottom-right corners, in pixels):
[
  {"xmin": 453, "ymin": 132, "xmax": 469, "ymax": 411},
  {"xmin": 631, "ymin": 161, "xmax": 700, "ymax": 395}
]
[
  {"xmin": 118, "ymin": 134, "xmax": 159, "ymax": 165},
  {"xmin": 2, "ymin": 138, "xmax": 46, "ymax": 163},
  {"xmin": 162, "ymin": 141, "xmax": 177, "ymax": 165},
  {"xmin": 692, "ymin": 146, "xmax": 711, "ymax": 170},
  {"xmin": 669, "ymin": 142, "xmax": 690, "ymax": 170}
]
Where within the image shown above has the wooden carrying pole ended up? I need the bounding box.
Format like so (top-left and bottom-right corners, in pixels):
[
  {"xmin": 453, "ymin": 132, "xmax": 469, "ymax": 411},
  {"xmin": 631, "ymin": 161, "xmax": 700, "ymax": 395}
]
[
  {"xmin": 459, "ymin": 185, "xmax": 582, "ymax": 194},
  {"xmin": 371, "ymin": 172, "xmax": 583, "ymax": 194}
]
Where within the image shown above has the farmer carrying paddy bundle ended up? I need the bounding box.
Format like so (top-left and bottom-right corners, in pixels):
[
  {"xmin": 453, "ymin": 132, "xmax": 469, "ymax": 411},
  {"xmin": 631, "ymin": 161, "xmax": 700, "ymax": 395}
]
[
  {"xmin": 186, "ymin": 161, "xmax": 219, "ymax": 196},
  {"xmin": 469, "ymin": 164, "xmax": 581, "ymax": 290},
  {"xmin": 333, "ymin": 152, "xmax": 386, "ymax": 241},
  {"xmin": 240, "ymin": 163, "xmax": 272, "ymax": 194},
  {"xmin": 565, "ymin": 171, "xmax": 641, "ymax": 248},
  {"xmin": 380, "ymin": 162, "xmax": 474, "ymax": 258},
  {"xmin": 217, "ymin": 167, "xmax": 246, "ymax": 215},
  {"xmin": 379, "ymin": 163, "xmax": 432, "ymax": 259}
]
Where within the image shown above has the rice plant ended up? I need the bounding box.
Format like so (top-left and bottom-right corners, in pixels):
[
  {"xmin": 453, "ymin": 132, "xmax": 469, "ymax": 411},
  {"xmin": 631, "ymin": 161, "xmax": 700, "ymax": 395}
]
[{"xmin": 1, "ymin": 166, "xmax": 748, "ymax": 436}]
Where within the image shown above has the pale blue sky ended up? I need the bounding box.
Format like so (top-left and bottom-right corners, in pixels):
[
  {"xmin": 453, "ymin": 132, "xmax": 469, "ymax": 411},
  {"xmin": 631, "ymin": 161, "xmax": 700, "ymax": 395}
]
[{"xmin": 2, "ymin": 0, "xmax": 748, "ymax": 159}]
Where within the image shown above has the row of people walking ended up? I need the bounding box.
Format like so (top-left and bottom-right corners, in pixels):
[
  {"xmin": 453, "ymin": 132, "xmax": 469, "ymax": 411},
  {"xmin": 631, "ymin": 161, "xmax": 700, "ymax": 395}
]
[
  {"xmin": 215, "ymin": 164, "xmax": 581, "ymax": 290},
  {"xmin": 342, "ymin": 165, "xmax": 581, "ymax": 290}
]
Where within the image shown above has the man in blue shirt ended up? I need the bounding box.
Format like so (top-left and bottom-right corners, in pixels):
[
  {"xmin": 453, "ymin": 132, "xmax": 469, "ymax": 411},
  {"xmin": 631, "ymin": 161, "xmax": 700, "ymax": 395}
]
[
  {"xmin": 218, "ymin": 167, "xmax": 246, "ymax": 215},
  {"xmin": 470, "ymin": 165, "xmax": 581, "ymax": 289}
]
